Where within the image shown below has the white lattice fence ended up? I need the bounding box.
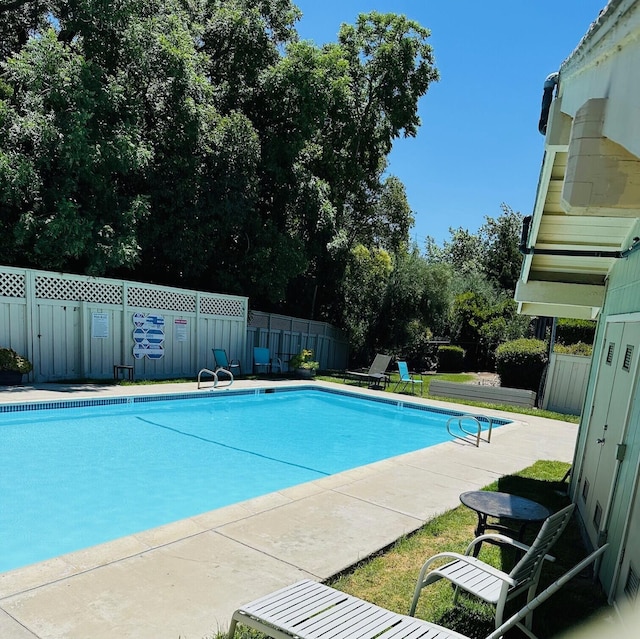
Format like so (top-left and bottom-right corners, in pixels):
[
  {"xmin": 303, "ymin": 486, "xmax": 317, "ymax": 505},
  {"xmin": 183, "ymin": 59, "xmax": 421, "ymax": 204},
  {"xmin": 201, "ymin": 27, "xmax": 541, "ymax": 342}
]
[
  {"xmin": 1, "ymin": 266, "xmax": 348, "ymax": 381},
  {"xmin": 0, "ymin": 265, "xmax": 248, "ymax": 382}
]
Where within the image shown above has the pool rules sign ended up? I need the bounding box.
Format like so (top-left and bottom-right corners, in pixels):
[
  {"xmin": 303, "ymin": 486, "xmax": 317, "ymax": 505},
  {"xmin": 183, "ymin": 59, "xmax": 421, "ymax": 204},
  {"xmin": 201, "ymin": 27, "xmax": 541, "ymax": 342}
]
[{"xmin": 132, "ymin": 313, "xmax": 165, "ymax": 360}]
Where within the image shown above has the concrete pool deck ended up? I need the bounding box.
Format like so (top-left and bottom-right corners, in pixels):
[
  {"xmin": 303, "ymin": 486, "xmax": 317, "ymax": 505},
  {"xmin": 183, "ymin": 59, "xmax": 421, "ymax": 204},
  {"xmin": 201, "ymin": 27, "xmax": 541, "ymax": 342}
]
[{"xmin": 0, "ymin": 379, "xmax": 578, "ymax": 639}]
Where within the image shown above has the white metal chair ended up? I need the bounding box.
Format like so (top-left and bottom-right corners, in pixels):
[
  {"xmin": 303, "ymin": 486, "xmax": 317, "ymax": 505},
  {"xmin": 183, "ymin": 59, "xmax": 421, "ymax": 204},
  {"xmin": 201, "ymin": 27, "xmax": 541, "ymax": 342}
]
[
  {"xmin": 228, "ymin": 541, "xmax": 606, "ymax": 639},
  {"xmin": 409, "ymin": 503, "xmax": 576, "ymax": 629},
  {"xmin": 394, "ymin": 361, "xmax": 423, "ymax": 395}
]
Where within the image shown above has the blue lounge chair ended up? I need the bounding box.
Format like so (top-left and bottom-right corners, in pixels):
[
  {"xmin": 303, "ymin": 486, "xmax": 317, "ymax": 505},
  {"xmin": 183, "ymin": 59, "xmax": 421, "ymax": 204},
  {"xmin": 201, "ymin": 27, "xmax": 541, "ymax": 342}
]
[
  {"xmin": 212, "ymin": 348, "xmax": 241, "ymax": 376},
  {"xmin": 253, "ymin": 347, "xmax": 282, "ymax": 374},
  {"xmin": 394, "ymin": 361, "xmax": 423, "ymax": 396}
]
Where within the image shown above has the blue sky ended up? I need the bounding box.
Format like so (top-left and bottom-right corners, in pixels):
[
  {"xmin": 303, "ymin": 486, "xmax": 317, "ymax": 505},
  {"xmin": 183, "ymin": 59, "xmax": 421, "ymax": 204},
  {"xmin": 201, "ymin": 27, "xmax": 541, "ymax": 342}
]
[{"xmin": 292, "ymin": 0, "xmax": 608, "ymax": 248}]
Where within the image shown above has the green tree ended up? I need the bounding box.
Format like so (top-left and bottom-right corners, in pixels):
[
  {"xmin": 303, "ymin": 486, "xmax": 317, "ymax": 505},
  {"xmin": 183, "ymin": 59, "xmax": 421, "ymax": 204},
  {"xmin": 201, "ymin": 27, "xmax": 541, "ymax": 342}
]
[
  {"xmin": 0, "ymin": 1, "xmax": 52, "ymax": 60},
  {"xmin": 339, "ymin": 244, "xmax": 392, "ymax": 361},
  {"xmin": 376, "ymin": 248, "xmax": 451, "ymax": 367},
  {"xmin": 0, "ymin": 2, "xmax": 441, "ymax": 335},
  {"xmin": 1, "ymin": 27, "xmax": 149, "ymax": 273},
  {"xmin": 450, "ymin": 290, "xmax": 530, "ymax": 370},
  {"xmin": 479, "ymin": 203, "xmax": 523, "ymax": 292},
  {"xmin": 303, "ymin": 13, "xmax": 438, "ymax": 321},
  {"xmin": 425, "ymin": 227, "xmax": 484, "ymax": 275}
]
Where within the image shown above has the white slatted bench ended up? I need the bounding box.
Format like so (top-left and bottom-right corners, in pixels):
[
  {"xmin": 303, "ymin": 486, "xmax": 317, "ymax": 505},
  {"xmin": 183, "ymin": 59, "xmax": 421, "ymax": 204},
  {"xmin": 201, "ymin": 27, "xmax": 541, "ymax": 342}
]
[
  {"xmin": 228, "ymin": 546, "xmax": 608, "ymax": 639},
  {"xmin": 430, "ymin": 380, "xmax": 537, "ymax": 408},
  {"xmin": 228, "ymin": 579, "xmax": 468, "ymax": 639}
]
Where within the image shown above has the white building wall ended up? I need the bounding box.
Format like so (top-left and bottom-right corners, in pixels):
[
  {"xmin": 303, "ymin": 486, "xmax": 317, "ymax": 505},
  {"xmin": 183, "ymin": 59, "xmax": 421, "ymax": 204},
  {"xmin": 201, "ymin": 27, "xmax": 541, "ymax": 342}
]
[{"xmin": 560, "ymin": 0, "xmax": 640, "ymax": 159}]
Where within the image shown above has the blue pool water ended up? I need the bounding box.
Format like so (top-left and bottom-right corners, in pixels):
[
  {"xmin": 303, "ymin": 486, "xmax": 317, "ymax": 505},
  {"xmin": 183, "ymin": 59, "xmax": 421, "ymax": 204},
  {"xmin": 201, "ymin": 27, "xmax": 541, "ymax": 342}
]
[{"xmin": 0, "ymin": 388, "xmax": 508, "ymax": 573}]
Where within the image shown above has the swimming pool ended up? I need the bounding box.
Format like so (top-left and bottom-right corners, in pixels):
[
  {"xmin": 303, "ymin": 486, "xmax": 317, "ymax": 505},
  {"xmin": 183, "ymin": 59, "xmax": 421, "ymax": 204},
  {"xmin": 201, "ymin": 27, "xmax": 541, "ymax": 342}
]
[{"xmin": 0, "ymin": 387, "xmax": 509, "ymax": 573}]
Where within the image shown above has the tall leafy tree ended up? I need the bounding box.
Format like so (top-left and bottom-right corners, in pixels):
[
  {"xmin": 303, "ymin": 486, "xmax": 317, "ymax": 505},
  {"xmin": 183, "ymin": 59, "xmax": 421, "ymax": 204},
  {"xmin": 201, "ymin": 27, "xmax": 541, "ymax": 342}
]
[
  {"xmin": 0, "ymin": 1, "xmax": 442, "ymax": 338},
  {"xmin": 1, "ymin": 26, "xmax": 150, "ymax": 273},
  {"xmin": 479, "ymin": 203, "xmax": 523, "ymax": 292},
  {"xmin": 295, "ymin": 13, "xmax": 438, "ymax": 320},
  {"xmin": 425, "ymin": 204, "xmax": 529, "ymax": 369}
]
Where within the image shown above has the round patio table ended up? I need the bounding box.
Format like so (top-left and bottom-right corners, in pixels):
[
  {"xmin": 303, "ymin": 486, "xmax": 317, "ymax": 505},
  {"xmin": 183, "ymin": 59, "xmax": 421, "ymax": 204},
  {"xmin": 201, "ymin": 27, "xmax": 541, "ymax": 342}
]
[{"xmin": 459, "ymin": 490, "xmax": 551, "ymax": 555}]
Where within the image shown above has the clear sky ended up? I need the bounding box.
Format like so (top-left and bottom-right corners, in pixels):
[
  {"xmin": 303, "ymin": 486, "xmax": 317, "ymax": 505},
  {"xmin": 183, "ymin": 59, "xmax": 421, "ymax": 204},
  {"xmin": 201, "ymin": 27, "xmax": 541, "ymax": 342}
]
[{"xmin": 292, "ymin": 0, "xmax": 608, "ymax": 248}]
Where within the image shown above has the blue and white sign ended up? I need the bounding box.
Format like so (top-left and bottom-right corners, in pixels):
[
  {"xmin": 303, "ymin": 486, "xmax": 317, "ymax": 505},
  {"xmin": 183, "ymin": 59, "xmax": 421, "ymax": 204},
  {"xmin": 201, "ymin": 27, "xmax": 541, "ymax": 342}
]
[{"xmin": 132, "ymin": 313, "xmax": 165, "ymax": 359}]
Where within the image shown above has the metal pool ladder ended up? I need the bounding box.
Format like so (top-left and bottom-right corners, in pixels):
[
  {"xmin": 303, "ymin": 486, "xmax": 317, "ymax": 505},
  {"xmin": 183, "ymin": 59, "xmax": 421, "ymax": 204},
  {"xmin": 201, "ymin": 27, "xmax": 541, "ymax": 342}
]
[
  {"xmin": 446, "ymin": 414, "xmax": 494, "ymax": 447},
  {"xmin": 197, "ymin": 367, "xmax": 234, "ymax": 389}
]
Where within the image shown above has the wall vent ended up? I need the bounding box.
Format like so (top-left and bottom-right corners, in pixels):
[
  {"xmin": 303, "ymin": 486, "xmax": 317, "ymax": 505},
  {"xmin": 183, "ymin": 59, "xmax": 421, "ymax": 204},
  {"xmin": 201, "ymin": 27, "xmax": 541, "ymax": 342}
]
[
  {"xmin": 582, "ymin": 478, "xmax": 590, "ymax": 501},
  {"xmin": 593, "ymin": 501, "xmax": 602, "ymax": 529},
  {"xmin": 606, "ymin": 343, "xmax": 615, "ymax": 365},
  {"xmin": 623, "ymin": 345, "xmax": 634, "ymax": 372},
  {"xmin": 625, "ymin": 564, "xmax": 639, "ymax": 602}
]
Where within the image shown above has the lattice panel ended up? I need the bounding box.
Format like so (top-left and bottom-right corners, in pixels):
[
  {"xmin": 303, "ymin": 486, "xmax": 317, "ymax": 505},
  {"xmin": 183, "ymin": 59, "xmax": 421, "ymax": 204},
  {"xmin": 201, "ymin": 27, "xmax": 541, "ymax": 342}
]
[
  {"xmin": 309, "ymin": 322, "xmax": 326, "ymax": 335},
  {"xmin": 269, "ymin": 317, "xmax": 290, "ymax": 330},
  {"xmin": 200, "ymin": 295, "xmax": 245, "ymax": 317},
  {"xmin": 128, "ymin": 287, "xmax": 196, "ymax": 312},
  {"xmin": 36, "ymin": 276, "xmax": 122, "ymax": 304},
  {"xmin": 0, "ymin": 271, "xmax": 26, "ymax": 298},
  {"xmin": 248, "ymin": 312, "xmax": 269, "ymax": 328},
  {"xmin": 292, "ymin": 320, "xmax": 310, "ymax": 333}
]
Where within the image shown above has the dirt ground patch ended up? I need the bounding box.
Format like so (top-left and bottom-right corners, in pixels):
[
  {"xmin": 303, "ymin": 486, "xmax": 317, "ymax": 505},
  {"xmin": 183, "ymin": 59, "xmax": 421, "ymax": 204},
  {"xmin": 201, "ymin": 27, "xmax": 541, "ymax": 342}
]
[{"xmin": 465, "ymin": 371, "xmax": 500, "ymax": 386}]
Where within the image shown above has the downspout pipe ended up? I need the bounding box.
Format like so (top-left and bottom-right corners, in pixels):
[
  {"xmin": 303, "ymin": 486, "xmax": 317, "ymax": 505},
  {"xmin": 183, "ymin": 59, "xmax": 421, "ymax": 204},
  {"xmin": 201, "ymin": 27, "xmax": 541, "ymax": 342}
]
[{"xmin": 538, "ymin": 72, "xmax": 559, "ymax": 135}]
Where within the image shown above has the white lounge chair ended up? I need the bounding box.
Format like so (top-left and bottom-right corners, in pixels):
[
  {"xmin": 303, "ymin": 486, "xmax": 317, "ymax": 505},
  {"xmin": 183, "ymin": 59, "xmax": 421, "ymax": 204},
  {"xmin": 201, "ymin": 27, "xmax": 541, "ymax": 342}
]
[
  {"xmin": 410, "ymin": 503, "xmax": 576, "ymax": 629},
  {"xmin": 344, "ymin": 353, "xmax": 392, "ymax": 389},
  {"xmin": 228, "ymin": 542, "xmax": 607, "ymax": 639}
]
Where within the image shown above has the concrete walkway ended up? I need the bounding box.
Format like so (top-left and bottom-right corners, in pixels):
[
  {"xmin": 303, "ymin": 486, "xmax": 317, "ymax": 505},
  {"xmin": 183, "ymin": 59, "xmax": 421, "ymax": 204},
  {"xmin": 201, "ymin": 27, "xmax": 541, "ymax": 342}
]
[{"xmin": 0, "ymin": 380, "xmax": 578, "ymax": 639}]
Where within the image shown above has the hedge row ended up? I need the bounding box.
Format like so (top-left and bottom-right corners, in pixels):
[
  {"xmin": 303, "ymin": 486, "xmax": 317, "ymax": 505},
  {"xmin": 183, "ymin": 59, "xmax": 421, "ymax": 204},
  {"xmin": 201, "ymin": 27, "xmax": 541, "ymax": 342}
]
[
  {"xmin": 556, "ymin": 318, "xmax": 596, "ymax": 345},
  {"xmin": 495, "ymin": 338, "xmax": 548, "ymax": 391},
  {"xmin": 437, "ymin": 345, "xmax": 465, "ymax": 373}
]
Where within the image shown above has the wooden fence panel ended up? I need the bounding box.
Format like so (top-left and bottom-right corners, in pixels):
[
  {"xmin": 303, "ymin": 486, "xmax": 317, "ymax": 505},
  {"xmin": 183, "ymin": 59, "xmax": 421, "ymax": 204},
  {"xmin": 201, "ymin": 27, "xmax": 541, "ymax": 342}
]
[
  {"xmin": 1, "ymin": 266, "xmax": 347, "ymax": 382},
  {"xmin": 542, "ymin": 353, "xmax": 591, "ymax": 415},
  {"xmin": 0, "ymin": 265, "xmax": 248, "ymax": 382},
  {"xmin": 248, "ymin": 311, "xmax": 348, "ymax": 371}
]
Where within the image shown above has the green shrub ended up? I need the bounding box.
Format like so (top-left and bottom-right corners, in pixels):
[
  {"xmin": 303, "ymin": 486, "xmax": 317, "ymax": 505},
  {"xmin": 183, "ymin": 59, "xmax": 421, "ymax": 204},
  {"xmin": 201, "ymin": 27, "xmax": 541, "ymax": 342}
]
[
  {"xmin": 554, "ymin": 342, "xmax": 593, "ymax": 357},
  {"xmin": 0, "ymin": 347, "xmax": 33, "ymax": 374},
  {"xmin": 556, "ymin": 318, "xmax": 596, "ymax": 345},
  {"xmin": 495, "ymin": 338, "xmax": 547, "ymax": 391},
  {"xmin": 437, "ymin": 345, "xmax": 465, "ymax": 373}
]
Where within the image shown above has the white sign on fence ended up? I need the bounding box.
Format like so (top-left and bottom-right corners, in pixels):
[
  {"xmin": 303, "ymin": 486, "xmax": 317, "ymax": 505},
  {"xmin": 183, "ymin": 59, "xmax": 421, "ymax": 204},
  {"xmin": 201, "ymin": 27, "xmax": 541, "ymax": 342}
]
[
  {"xmin": 91, "ymin": 313, "xmax": 109, "ymax": 339},
  {"xmin": 174, "ymin": 318, "xmax": 188, "ymax": 342}
]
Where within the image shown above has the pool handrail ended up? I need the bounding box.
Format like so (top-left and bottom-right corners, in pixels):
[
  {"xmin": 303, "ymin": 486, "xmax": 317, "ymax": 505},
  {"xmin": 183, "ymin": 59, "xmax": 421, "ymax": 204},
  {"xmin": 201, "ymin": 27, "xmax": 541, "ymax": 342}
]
[
  {"xmin": 197, "ymin": 368, "xmax": 234, "ymax": 389},
  {"xmin": 446, "ymin": 414, "xmax": 493, "ymax": 447}
]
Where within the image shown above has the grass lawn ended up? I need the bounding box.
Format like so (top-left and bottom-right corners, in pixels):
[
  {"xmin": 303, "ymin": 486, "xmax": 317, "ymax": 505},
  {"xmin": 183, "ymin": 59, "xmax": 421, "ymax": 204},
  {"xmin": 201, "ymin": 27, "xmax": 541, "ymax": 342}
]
[
  {"xmin": 214, "ymin": 461, "xmax": 609, "ymax": 639},
  {"xmin": 317, "ymin": 371, "xmax": 580, "ymax": 424},
  {"xmin": 107, "ymin": 369, "xmax": 579, "ymax": 423}
]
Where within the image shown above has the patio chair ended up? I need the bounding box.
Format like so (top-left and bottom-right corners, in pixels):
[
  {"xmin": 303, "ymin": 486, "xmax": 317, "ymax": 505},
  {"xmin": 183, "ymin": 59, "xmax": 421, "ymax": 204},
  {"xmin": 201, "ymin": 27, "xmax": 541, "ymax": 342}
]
[
  {"xmin": 409, "ymin": 503, "xmax": 575, "ymax": 629},
  {"xmin": 212, "ymin": 348, "xmax": 241, "ymax": 376},
  {"xmin": 253, "ymin": 347, "xmax": 283, "ymax": 374},
  {"xmin": 394, "ymin": 361, "xmax": 423, "ymax": 396},
  {"xmin": 344, "ymin": 353, "xmax": 392, "ymax": 389},
  {"xmin": 228, "ymin": 542, "xmax": 607, "ymax": 639}
]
